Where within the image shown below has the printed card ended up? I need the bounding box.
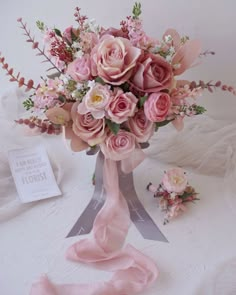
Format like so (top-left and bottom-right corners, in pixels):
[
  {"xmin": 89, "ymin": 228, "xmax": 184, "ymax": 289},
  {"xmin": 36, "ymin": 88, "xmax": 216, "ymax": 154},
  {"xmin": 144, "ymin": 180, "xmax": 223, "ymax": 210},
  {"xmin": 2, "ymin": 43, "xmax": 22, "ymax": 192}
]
[{"xmin": 8, "ymin": 145, "xmax": 61, "ymax": 203}]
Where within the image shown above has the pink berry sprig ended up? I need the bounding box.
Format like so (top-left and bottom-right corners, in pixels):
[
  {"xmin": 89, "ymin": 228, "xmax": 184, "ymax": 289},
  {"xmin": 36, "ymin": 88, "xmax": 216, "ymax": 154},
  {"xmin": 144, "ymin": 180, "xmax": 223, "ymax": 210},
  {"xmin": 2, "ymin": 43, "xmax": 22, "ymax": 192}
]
[
  {"xmin": 17, "ymin": 18, "xmax": 62, "ymax": 73},
  {"xmin": 190, "ymin": 80, "xmax": 236, "ymax": 95},
  {"xmin": 0, "ymin": 53, "xmax": 35, "ymax": 91},
  {"xmin": 16, "ymin": 117, "xmax": 62, "ymax": 135},
  {"xmin": 74, "ymin": 7, "xmax": 88, "ymax": 29}
]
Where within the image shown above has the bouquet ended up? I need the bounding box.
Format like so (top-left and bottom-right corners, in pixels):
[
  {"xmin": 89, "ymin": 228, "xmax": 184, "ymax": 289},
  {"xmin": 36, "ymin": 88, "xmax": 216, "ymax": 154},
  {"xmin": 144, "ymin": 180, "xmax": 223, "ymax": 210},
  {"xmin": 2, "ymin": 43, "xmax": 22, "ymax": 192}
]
[
  {"xmin": 1, "ymin": 3, "xmax": 235, "ymax": 295},
  {"xmin": 147, "ymin": 167, "xmax": 199, "ymax": 224}
]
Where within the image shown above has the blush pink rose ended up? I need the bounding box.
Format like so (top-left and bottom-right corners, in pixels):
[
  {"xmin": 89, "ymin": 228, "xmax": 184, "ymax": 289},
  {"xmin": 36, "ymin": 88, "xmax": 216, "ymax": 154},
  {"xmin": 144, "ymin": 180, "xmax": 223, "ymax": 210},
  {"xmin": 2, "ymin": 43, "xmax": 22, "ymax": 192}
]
[
  {"xmin": 71, "ymin": 102, "xmax": 106, "ymax": 146},
  {"xmin": 128, "ymin": 108, "xmax": 154, "ymax": 142},
  {"xmin": 100, "ymin": 130, "xmax": 136, "ymax": 161},
  {"xmin": 162, "ymin": 167, "xmax": 188, "ymax": 194},
  {"xmin": 106, "ymin": 88, "xmax": 138, "ymax": 123},
  {"xmin": 91, "ymin": 35, "xmax": 141, "ymax": 85},
  {"xmin": 66, "ymin": 54, "xmax": 92, "ymax": 82},
  {"xmin": 130, "ymin": 53, "xmax": 173, "ymax": 93},
  {"xmin": 144, "ymin": 92, "xmax": 171, "ymax": 122}
]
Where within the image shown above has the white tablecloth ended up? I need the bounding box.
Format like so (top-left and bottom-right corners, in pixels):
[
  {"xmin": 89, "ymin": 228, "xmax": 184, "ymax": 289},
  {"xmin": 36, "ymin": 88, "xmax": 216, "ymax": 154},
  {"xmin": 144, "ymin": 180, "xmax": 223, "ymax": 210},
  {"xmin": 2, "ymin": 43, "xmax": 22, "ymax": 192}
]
[{"xmin": 0, "ymin": 89, "xmax": 236, "ymax": 295}]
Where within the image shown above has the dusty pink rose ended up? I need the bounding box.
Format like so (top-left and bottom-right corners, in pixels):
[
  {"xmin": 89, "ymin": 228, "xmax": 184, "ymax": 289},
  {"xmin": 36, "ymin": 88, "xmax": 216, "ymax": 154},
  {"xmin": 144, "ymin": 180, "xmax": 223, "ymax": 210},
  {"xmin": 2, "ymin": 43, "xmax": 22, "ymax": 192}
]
[
  {"xmin": 78, "ymin": 83, "xmax": 112, "ymax": 119},
  {"xmin": 100, "ymin": 130, "xmax": 136, "ymax": 161},
  {"xmin": 106, "ymin": 88, "xmax": 138, "ymax": 123},
  {"xmin": 100, "ymin": 27, "xmax": 128, "ymax": 38},
  {"xmin": 72, "ymin": 102, "xmax": 106, "ymax": 146},
  {"xmin": 91, "ymin": 35, "xmax": 141, "ymax": 85},
  {"xmin": 162, "ymin": 167, "xmax": 188, "ymax": 194},
  {"xmin": 66, "ymin": 54, "xmax": 92, "ymax": 82},
  {"xmin": 130, "ymin": 53, "xmax": 173, "ymax": 93},
  {"xmin": 144, "ymin": 92, "xmax": 171, "ymax": 122},
  {"xmin": 128, "ymin": 108, "xmax": 154, "ymax": 142}
]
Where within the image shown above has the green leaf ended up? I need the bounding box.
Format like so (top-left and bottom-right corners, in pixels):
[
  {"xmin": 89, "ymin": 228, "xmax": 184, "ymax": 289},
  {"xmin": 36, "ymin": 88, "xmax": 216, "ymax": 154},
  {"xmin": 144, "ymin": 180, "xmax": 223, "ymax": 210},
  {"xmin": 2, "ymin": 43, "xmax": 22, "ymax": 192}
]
[
  {"xmin": 23, "ymin": 97, "xmax": 34, "ymax": 111},
  {"xmin": 139, "ymin": 95, "xmax": 148, "ymax": 108},
  {"xmin": 95, "ymin": 77, "xmax": 106, "ymax": 85},
  {"xmin": 71, "ymin": 30, "xmax": 78, "ymax": 42},
  {"xmin": 132, "ymin": 2, "xmax": 142, "ymax": 19},
  {"xmin": 120, "ymin": 82, "xmax": 130, "ymax": 92},
  {"xmin": 155, "ymin": 119, "xmax": 174, "ymax": 129},
  {"xmin": 54, "ymin": 28, "xmax": 62, "ymax": 38},
  {"xmin": 36, "ymin": 20, "xmax": 45, "ymax": 31},
  {"xmin": 193, "ymin": 105, "xmax": 207, "ymax": 115},
  {"xmin": 106, "ymin": 119, "xmax": 120, "ymax": 135},
  {"xmin": 58, "ymin": 95, "xmax": 66, "ymax": 103}
]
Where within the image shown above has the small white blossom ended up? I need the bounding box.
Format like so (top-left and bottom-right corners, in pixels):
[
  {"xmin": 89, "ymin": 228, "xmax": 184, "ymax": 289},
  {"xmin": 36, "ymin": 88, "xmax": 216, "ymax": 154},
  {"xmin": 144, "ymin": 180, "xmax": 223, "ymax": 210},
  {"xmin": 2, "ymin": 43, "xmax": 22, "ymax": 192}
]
[
  {"xmin": 173, "ymin": 63, "xmax": 181, "ymax": 69},
  {"xmin": 170, "ymin": 192, "xmax": 176, "ymax": 200},
  {"xmin": 169, "ymin": 46, "xmax": 175, "ymax": 55},
  {"xmin": 87, "ymin": 80, "xmax": 96, "ymax": 89},
  {"xmin": 164, "ymin": 35, "xmax": 173, "ymax": 44},
  {"xmin": 74, "ymin": 50, "xmax": 84, "ymax": 58},
  {"xmin": 165, "ymin": 55, "xmax": 172, "ymax": 63}
]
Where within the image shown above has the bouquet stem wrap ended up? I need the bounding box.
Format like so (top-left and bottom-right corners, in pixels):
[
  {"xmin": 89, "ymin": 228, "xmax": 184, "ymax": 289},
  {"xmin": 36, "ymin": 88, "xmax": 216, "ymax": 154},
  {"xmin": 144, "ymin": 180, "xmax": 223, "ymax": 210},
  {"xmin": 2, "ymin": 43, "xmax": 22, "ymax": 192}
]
[{"xmin": 30, "ymin": 151, "xmax": 165, "ymax": 295}]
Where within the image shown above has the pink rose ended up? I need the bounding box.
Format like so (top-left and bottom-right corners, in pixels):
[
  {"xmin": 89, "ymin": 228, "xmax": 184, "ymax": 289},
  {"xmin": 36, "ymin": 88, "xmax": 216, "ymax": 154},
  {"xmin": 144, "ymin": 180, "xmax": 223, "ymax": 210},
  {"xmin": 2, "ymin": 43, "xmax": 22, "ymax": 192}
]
[
  {"xmin": 71, "ymin": 102, "xmax": 106, "ymax": 146},
  {"xmin": 100, "ymin": 130, "xmax": 136, "ymax": 161},
  {"xmin": 162, "ymin": 168, "xmax": 188, "ymax": 194},
  {"xmin": 106, "ymin": 88, "xmax": 138, "ymax": 124},
  {"xmin": 128, "ymin": 108, "xmax": 154, "ymax": 142},
  {"xmin": 66, "ymin": 54, "xmax": 92, "ymax": 82},
  {"xmin": 100, "ymin": 27, "xmax": 128, "ymax": 38},
  {"xmin": 144, "ymin": 92, "xmax": 171, "ymax": 122},
  {"xmin": 78, "ymin": 83, "xmax": 112, "ymax": 119},
  {"xmin": 91, "ymin": 35, "xmax": 141, "ymax": 85},
  {"xmin": 130, "ymin": 53, "xmax": 173, "ymax": 93}
]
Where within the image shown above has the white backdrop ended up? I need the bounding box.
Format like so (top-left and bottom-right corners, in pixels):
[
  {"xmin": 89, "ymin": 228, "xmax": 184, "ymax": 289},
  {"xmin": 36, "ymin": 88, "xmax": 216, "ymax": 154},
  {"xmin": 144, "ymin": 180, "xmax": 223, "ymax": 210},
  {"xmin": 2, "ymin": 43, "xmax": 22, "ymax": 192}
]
[
  {"xmin": 1, "ymin": 2, "xmax": 236, "ymax": 295},
  {"xmin": 0, "ymin": 0, "xmax": 236, "ymax": 120}
]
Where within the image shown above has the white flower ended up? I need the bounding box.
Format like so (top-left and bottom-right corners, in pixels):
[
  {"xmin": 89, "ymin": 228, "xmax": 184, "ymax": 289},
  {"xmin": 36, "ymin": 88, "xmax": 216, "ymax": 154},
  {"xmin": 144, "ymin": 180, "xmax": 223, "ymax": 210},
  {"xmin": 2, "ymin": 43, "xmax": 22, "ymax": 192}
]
[
  {"xmin": 87, "ymin": 80, "xmax": 96, "ymax": 89},
  {"xmin": 74, "ymin": 50, "xmax": 84, "ymax": 58},
  {"xmin": 164, "ymin": 35, "xmax": 173, "ymax": 44}
]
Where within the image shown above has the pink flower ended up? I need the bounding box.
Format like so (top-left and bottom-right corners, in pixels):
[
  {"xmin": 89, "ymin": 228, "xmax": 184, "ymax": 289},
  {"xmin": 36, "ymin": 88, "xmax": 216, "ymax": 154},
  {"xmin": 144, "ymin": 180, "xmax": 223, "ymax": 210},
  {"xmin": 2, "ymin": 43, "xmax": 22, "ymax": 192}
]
[
  {"xmin": 91, "ymin": 35, "xmax": 141, "ymax": 85},
  {"xmin": 80, "ymin": 32, "xmax": 98, "ymax": 53},
  {"xmin": 128, "ymin": 108, "xmax": 154, "ymax": 142},
  {"xmin": 106, "ymin": 88, "xmax": 138, "ymax": 124},
  {"xmin": 166, "ymin": 203, "xmax": 187, "ymax": 220},
  {"xmin": 72, "ymin": 102, "xmax": 106, "ymax": 146},
  {"xmin": 144, "ymin": 92, "xmax": 171, "ymax": 122},
  {"xmin": 63, "ymin": 26, "xmax": 79, "ymax": 44},
  {"xmin": 162, "ymin": 167, "xmax": 188, "ymax": 194},
  {"xmin": 66, "ymin": 54, "xmax": 92, "ymax": 82},
  {"xmin": 130, "ymin": 53, "xmax": 173, "ymax": 93},
  {"xmin": 100, "ymin": 130, "xmax": 136, "ymax": 161},
  {"xmin": 78, "ymin": 83, "xmax": 112, "ymax": 119},
  {"xmin": 34, "ymin": 81, "xmax": 59, "ymax": 109},
  {"xmin": 100, "ymin": 27, "xmax": 128, "ymax": 38}
]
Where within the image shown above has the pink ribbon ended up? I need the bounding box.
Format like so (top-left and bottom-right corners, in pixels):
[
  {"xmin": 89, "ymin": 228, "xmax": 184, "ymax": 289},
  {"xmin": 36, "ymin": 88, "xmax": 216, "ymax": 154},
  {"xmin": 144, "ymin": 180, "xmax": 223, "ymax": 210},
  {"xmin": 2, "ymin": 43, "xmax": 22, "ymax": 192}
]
[{"xmin": 30, "ymin": 154, "xmax": 158, "ymax": 295}]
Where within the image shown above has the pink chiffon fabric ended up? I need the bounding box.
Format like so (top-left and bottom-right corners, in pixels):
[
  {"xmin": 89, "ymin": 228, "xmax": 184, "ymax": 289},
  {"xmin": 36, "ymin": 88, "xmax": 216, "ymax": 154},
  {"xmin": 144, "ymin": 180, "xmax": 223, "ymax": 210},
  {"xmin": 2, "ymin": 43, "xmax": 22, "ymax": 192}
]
[{"xmin": 30, "ymin": 153, "xmax": 158, "ymax": 295}]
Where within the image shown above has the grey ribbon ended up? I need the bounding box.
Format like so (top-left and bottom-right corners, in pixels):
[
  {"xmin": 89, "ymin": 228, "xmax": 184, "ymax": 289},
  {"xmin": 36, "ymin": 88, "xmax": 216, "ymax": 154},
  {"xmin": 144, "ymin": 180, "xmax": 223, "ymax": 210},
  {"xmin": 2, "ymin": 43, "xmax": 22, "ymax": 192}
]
[
  {"xmin": 118, "ymin": 166, "xmax": 168, "ymax": 242},
  {"xmin": 67, "ymin": 152, "xmax": 168, "ymax": 242},
  {"xmin": 66, "ymin": 152, "xmax": 105, "ymax": 237}
]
